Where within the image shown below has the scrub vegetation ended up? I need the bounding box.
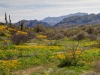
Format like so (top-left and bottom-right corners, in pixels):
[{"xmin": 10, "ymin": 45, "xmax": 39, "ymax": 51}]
[{"xmin": 0, "ymin": 23, "xmax": 100, "ymax": 75}]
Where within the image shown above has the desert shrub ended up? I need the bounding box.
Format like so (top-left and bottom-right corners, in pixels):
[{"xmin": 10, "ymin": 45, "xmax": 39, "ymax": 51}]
[
  {"xmin": 11, "ymin": 31, "xmax": 36, "ymax": 45},
  {"xmin": 11, "ymin": 34, "xmax": 28, "ymax": 45},
  {"xmin": 53, "ymin": 32, "xmax": 64, "ymax": 40},
  {"xmin": 72, "ymin": 31, "xmax": 89, "ymax": 41},
  {"xmin": 45, "ymin": 30, "xmax": 56, "ymax": 45},
  {"xmin": 66, "ymin": 29, "xmax": 81, "ymax": 37},
  {"xmin": 55, "ymin": 29, "xmax": 67, "ymax": 36},
  {"xmin": 46, "ymin": 30, "xmax": 55, "ymax": 39},
  {"xmin": 85, "ymin": 26, "xmax": 97, "ymax": 34},
  {"xmin": 34, "ymin": 24, "xmax": 46, "ymax": 33},
  {"xmin": 58, "ymin": 42, "xmax": 85, "ymax": 67},
  {"xmin": 46, "ymin": 31, "xmax": 64, "ymax": 45},
  {"xmin": 88, "ymin": 34, "xmax": 97, "ymax": 41},
  {"xmin": 47, "ymin": 32, "xmax": 64, "ymax": 40},
  {"xmin": 58, "ymin": 56, "xmax": 84, "ymax": 67},
  {"xmin": 27, "ymin": 31, "xmax": 36, "ymax": 39}
]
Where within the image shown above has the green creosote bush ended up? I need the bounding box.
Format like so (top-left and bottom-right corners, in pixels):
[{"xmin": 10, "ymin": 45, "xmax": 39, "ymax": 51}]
[{"xmin": 58, "ymin": 41, "xmax": 85, "ymax": 67}]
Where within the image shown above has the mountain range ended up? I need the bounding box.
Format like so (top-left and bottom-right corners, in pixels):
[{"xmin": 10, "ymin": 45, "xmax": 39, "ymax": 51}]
[
  {"xmin": 56, "ymin": 13, "xmax": 100, "ymax": 26},
  {"xmin": 14, "ymin": 12, "xmax": 100, "ymax": 27},
  {"xmin": 41, "ymin": 12, "xmax": 88, "ymax": 25},
  {"xmin": 14, "ymin": 12, "xmax": 88, "ymax": 27}
]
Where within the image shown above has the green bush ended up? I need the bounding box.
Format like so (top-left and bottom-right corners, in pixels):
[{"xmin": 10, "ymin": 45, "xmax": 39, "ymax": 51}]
[{"xmin": 58, "ymin": 41, "xmax": 85, "ymax": 67}]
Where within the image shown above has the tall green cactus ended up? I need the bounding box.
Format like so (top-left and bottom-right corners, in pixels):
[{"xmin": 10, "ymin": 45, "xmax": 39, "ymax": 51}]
[
  {"xmin": 5, "ymin": 12, "xmax": 8, "ymax": 27},
  {"xmin": 20, "ymin": 22, "xmax": 24, "ymax": 31},
  {"xmin": 9, "ymin": 15, "xmax": 11, "ymax": 27}
]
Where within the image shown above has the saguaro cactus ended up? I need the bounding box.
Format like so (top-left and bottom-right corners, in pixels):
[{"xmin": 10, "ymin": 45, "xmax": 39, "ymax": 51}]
[
  {"xmin": 5, "ymin": 12, "xmax": 8, "ymax": 27},
  {"xmin": 20, "ymin": 22, "xmax": 24, "ymax": 31},
  {"xmin": 9, "ymin": 15, "xmax": 11, "ymax": 27}
]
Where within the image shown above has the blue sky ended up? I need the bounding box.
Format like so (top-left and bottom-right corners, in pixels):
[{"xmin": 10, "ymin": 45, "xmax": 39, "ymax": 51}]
[{"xmin": 0, "ymin": 0, "xmax": 100, "ymax": 23}]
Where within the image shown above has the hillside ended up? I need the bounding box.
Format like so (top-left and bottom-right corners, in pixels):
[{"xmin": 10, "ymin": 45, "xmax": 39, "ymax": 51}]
[
  {"xmin": 14, "ymin": 19, "xmax": 50, "ymax": 27},
  {"xmin": 56, "ymin": 13, "xmax": 100, "ymax": 26},
  {"xmin": 41, "ymin": 12, "xmax": 88, "ymax": 26},
  {"xmin": 0, "ymin": 24, "xmax": 100, "ymax": 75}
]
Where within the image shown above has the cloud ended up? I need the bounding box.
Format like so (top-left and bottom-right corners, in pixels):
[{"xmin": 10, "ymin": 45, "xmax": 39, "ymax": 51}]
[{"xmin": 0, "ymin": 0, "xmax": 100, "ymax": 22}]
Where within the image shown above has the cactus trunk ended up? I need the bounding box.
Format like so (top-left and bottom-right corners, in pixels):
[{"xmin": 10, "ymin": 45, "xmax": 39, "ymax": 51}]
[
  {"xmin": 9, "ymin": 15, "xmax": 11, "ymax": 27},
  {"xmin": 5, "ymin": 12, "xmax": 8, "ymax": 27}
]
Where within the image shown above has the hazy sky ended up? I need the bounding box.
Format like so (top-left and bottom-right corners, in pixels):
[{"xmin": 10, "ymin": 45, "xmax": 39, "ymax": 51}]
[{"xmin": 0, "ymin": 0, "xmax": 100, "ymax": 23}]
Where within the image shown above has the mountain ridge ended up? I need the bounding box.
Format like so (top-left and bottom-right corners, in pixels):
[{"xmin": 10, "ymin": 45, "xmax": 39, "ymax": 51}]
[
  {"xmin": 55, "ymin": 13, "xmax": 100, "ymax": 26},
  {"xmin": 40, "ymin": 12, "xmax": 88, "ymax": 25},
  {"xmin": 14, "ymin": 12, "xmax": 89, "ymax": 27}
]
